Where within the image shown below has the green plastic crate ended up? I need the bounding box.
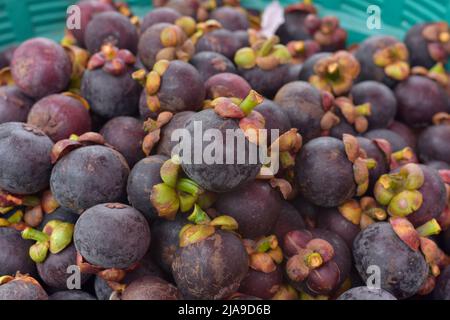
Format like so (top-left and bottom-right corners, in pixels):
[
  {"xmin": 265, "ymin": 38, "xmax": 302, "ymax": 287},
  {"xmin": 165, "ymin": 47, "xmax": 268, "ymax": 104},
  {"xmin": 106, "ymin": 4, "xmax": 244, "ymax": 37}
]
[{"xmin": 1, "ymin": 0, "xmax": 450, "ymax": 50}]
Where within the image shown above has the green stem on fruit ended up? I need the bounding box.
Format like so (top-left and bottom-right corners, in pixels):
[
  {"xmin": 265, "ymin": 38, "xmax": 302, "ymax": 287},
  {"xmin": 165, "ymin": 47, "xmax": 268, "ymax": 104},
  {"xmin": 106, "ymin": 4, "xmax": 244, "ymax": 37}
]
[
  {"xmin": 176, "ymin": 178, "xmax": 203, "ymax": 196},
  {"xmin": 258, "ymin": 37, "xmax": 277, "ymax": 57},
  {"xmin": 305, "ymin": 252, "xmax": 323, "ymax": 269},
  {"xmin": 416, "ymin": 219, "xmax": 442, "ymax": 237},
  {"xmin": 7, "ymin": 210, "xmax": 23, "ymax": 224},
  {"xmin": 22, "ymin": 227, "xmax": 50, "ymax": 243},
  {"xmin": 187, "ymin": 204, "xmax": 211, "ymax": 225},
  {"xmin": 239, "ymin": 90, "xmax": 264, "ymax": 116},
  {"xmin": 22, "ymin": 196, "xmax": 40, "ymax": 207},
  {"xmin": 0, "ymin": 207, "xmax": 13, "ymax": 215}
]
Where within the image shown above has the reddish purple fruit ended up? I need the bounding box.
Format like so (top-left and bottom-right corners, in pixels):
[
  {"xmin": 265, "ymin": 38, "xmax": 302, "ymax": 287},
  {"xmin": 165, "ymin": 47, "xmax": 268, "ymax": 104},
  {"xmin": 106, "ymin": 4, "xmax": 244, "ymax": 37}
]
[
  {"xmin": 205, "ymin": 72, "xmax": 251, "ymax": 100},
  {"xmin": 190, "ymin": 51, "xmax": 237, "ymax": 82},
  {"xmin": 141, "ymin": 7, "xmax": 182, "ymax": 33},
  {"xmin": 84, "ymin": 12, "xmax": 139, "ymax": 54},
  {"xmin": 417, "ymin": 124, "xmax": 450, "ymax": 164},
  {"xmin": 210, "ymin": 6, "xmax": 250, "ymax": 31},
  {"xmin": 239, "ymin": 266, "xmax": 283, "ymax": 300},
  {"xmin": 0, "ymin": 275, "xmax": 48, "ymax": 300},
  {"xmin": 100, "ymin": 116, "xmax": 146, "ymax": 167},
  {"xmin": 0, "ymin": 86, "xmax": 34, "ymax": 124},
  {"xmin": 121, "ymin": 276, "xmax": 182, "ymax": 300},
  {"xmin": 27, "ymin": 94, "xmax": 92, "ymax": 142},
  {"xmin": 11, "ymin": 38, "xmax": 72, "ymax": 99},
  {"xmin": 272, "ymin": 201, "xmax": 306, "ymax": 244},
  {"xmin": 364, "ymin": 129, "xmax": 410, "ymax": 152},
  {"xmin": 157, "ymin": 111, "xmax": 194, "ymax": 157},
  {"xmin": 0, "ymin": 228, "xmax": 36, "ymax": 276},
  {"xmin": 196, "ymin": 29, "xmax": 242, "ymax": 59}
]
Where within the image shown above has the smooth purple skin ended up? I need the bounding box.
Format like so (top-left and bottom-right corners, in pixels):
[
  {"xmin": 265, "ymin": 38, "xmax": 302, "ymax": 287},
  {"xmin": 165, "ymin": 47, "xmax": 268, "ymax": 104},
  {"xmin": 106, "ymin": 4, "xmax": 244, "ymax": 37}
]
[
  {"xmin": 272, "ymin": 201, "xmax": 305, "ymax": 245},
  {"xmin": 122, "ymin": 276, "xmax": 182, "ymax": 300},
  {"xmin": 239, "ymin": 266, "xmax": 283, "ymax": 300},
  {"xmin": 404, "ymin": 165, "xmax": 447, "ymax": 227},
  {"xmin": 210, "ymin": 6, "xmax": 250, "ymax": 31},
  {"xmin": 85, "ymin": 11, "xmax": 139, "ymax": 54},
  {"xmin": 156, "ymin": 111, "xmax": 194, "ymax": 157},
  {"xmin": 37, "ymin": 244, "xmax": 91, "ymax": 290},
  {"xmin": 291, "ymin": 196, "xmax": 320, "ymax": 230},
  {"xmin": 350, "ymin": 81, "xmax": 397, "ymax": 130},
  {"xmin": 156, "ymin": 60, "xmax": 205, "ymax": 113},
  {"xmin": 0, "ymin": 45, "xmax": 17, "ymax": 68},
  {"xmin": 163, "ymin": 0, "xmax": 198, "ymax": 17},
  {"xmin": 100, "ymin": 116, "xmax": 146, "ymax": 168},
  {"xmin": 395, "ymin": 75, "xmax": 449, "ymax": 128},
  {"xmin": 196, "ymin": 29, "xmax": 242, "ymax": 59},
  {"xmin": 255, "ymin": 99, "xmax": 291, "ymax": 145},
  {"xmin": 338, "ymin": 287, "xmax": 397, "ymax": 300},
  {"xmin": 364, "ymin": 128, "xmax": 409, "ymax": 152},
  {"xmin": 74, "ymin": 203, "xmax": 151, "ymax": 269},
  {"xmin": 353, "ymin": 222, "xmax": 429, "ymax": 299},
  {"xmin": 205, "ymin": 72, "xmax": 251, "ymax": 100},
  {"xmin": 70, "ymin": 0, "xmax": 114, "ymax": 47},
  {"xmin": 172, "ymin": 230, "xmax": 249, "ymax": 300},
  {"xmin": 138, "ymin": 23, "xmax": 171, "ymax": 70},
  {"xmin": 317, "ymin": 207, "xmax": 360, "ymax": 250},
  {"xmin": 11, "ymin": 38, "xmax": 72, "ymax": 99},
  {"xmin": 354, "ymin": 36, "xmax": 402, "ymax": 88},
  {"xmin": 50, "ymin": 145, "xmax": 130, "ymax": 213},
  {"xmin": 0, "ymin": 279, "xmax": 48, "ymax": 300},
  {"xmin": 141, "ymin": 7, "xmax": 181, "ymax": 33},
  {"xmin": 0, "ymin": 122, "xmax": 54, "ymax": 195},
  {"xmin": 0, "ymin": 86, "xmax": 34, "ymax": 124},
  {"xmin": 405, "ymin": 23, "xmax": 437, "ymax": 69},
  {"xmin": 27, "ymin": 94, "xmax": 92, "ymax": 142},
  {"xmin": 388, "ymin": 121, "xmax": 417, "ymax": 151},
  {"xmin": 295, "ymin": 137, "xmax": 356, "ymax": 207},
  {"xmin": 126, "ymin": 155, "xmax": 168, "ymax": 220},
  {"xmin": 0, "ymin": 228, "xmax": 36, "ymax": 276},
  {"xmin": 81, "ymin": 67, "xmax": 141, "ymax": 119},
  {"xmin": 49, "ymin": 290, "xmax": 96, "ymax": 300},
  {"xmin": 275, "ymin": 10, "xmax": 312, "ymax": 43},
  {"xmin": 329, "ymin": 118, "xmax": 357, "ymax": 139},
  {"xmin": 239, "ymin": 64, "xmax": 291, "ymax": 99},
  {"xmin": 417, "ymin": 125, "xmax": 450, "ymax": 165},
  {"xmin": 214, "ymin": 180, "xmax": 281, "ymax": 239},
  {"xmin": 190, "ymin": 51, "xmax": 237, "ymax": 82},
  {"xmin": 426, "ymin": 160, "xmax": 450, "ymax": 170},
  {"xmin": 275, "ymin": 81, "xmax": 324, "ymax": 143}
]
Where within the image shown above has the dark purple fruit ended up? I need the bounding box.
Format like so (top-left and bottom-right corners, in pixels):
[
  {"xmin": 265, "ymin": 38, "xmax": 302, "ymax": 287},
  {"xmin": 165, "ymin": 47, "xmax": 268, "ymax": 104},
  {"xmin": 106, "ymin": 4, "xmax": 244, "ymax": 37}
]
[
  {"xmin": 395, "ymin": 75, "xmax": 449, "ymax": 128},
  {"xmin": 121, "ymin": 276, "xmax": 182, "ymax": 300},
  {"xmin": 74, "ymin": 203, "xmax": 150, "ymax": 269},
  {"xmin": 85, "ymin": 12, "xmax": 138, "ymax": 54},
  {"xmin": 272, "ymin": 201, "xmax": 306, "ymax": 243},
  {"xmin": 205, "ymin": 72, "xmax": 251, "ymax": 100},
  {"xmin": 284, "ymin": 228, "xmax": 351, "ymax": 297},
  {"xmin": 215, "ymin": 180, "xmax": 281, "ymax": 239},
  {"xmin": 27, "ymin": 93, "xmax": 91, "ymax": 142},
  {"xmin": 295, "ymin": 137, "xmax": 356, "ymax": 207},
  {"xmin": 291, "ymin": 196, "xmax": 320, "ymax": 230},
  {"xmin": 275, "ymin": 2, "xmax": 317, "ymax": 43},
  {"xmin": 157, "ymin": 111, "xmax": 194, "ymax": 157},
  {"xmin": 317, "ymin": 207, "xmax": 361, "ymax": 250},
  {"xmin": 210, "ymin": 6, "xmax": 249, "ymax": 31},
  {"xmin": 388, "ymin": 121, "xmax": 417, "ymax": 151},
  {"xmin": 239, "ymin": 266, "xmax": 283, "ymax": 300},
  {"xmin": 69, "ymin": 0, "xmax": 115, "ymax": 47},
  {"xmin": 240, "ymin": 64, "xmax": 291, "ymax": 99},
  {"xmin": 353, "ymin": 222, "xmax": 429, "ymax": 299},
  {"xmin": 37, "ymin": 244, "xmax": 90, "ymax": 290},
  {"xmin": 141, "ymin": 7, "xmax": 182, "ymax": 33},
  {"xmin": 255, "ymin": 99, "xmax": 291, "ymax": 145},
  {"xmin": 11, "ymin": 38, "xmax": 72, "ymax": 99},
  {"xmin": 172, "ymin": 230, "xmax": 249, "ymax": 299},
  {"xmin": 190, "ymin": 51, "xmax": 236, "ymax": 82},
  {"xmin": 274, "ymin": 81, "xmax": 326, "ymax": 142},
  {"xmin": 49, "ymin": 290, "xmax": 96, "ymax": 300},
  {"xmin": 355, "ymin": 36, "xmax": 410, "ymax": 88},
  {"xmin": 0, "ymin": 86, "xmax": 34, "ymax": 124},
  {"xmin": 100, "ymin": 116, "xmax": 146, "ymax": 167},
  {"xmin": 0, "ymin": 228, "xmax": 36, "ymax": 276},
  {"xmin": 364, "ymin": 129, "xmax": 409, "ymax": 152},
  {"xmin": 160, "ymin": 0, "xmax": 199, "ymax": 17},
  {"xmin": 127, "ymin": 155, "xmax": 168, "ymax": 220},
  {"xmin": 0, "ymin": 122, "xmax": 53, "ymax": 195},
  {"xmin": 357, "ymin": 137, "xmax": 389, "ymax": 190},
  {"xmin": 180, "ymin": 108, "xmax": 262, "ymax": 193},
  {"xmin": 50, "ymin": 145, "xmax": 130, "ymax": 213},
  {"xmin": 427, "ymin": 161, "xmax": 450, "ymax": 171},
  {"xmin": 298, "ymin": 52, "xmax": 331, "ymax": 82},
  {"xmin": 405, "ymin": 23, "xmax": 450, "ymax": 69},
  {"xmin": 81, "ymin": 48, "xmax": 141, "ymax": 119},
  {"xmin": 350, "ymin": 81, "xmax": 397, "ymax": 130},
  {"xmin": 196, "ymin": 29, "xmax": 241, "ymax": 59},
  {"xmin": 337, "ymin": 287, "xmax": 397, "ymax": 300},
  {"xmin": 0, "ymin": 45, "xmax": 16, "ymax": 68},
  {"xmin": 433, "ymin": 266, "xmax": 450, "ymax": 300},
  {"xmin": 0, "ymin": 275, "xmax": 48, "ymax": 300},
  {"xmin": 151, "ymin": 214, "xmax": 188, "ymax": 273},
  {"xmin": 417, "ymin": 124, "xmax": 450, "ymax": 164},
  {"xmin": 138, "ymin": 60, "xmax": 205, "ymax": 114}
]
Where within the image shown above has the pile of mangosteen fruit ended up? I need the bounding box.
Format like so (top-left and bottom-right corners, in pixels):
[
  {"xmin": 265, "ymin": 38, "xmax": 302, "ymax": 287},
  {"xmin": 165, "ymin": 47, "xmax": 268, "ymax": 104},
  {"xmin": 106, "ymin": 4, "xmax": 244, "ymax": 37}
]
[{"xmin": 0, "ymin": 0, "xmax": 449, "ymax": 301}]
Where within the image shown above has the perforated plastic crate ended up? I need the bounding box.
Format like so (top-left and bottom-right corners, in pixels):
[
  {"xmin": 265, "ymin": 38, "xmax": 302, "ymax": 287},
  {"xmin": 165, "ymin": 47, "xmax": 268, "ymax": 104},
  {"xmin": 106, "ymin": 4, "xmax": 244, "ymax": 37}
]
[{"xmin": 1, "ymin": 0, "xmax": 450, "ymax": 49}]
